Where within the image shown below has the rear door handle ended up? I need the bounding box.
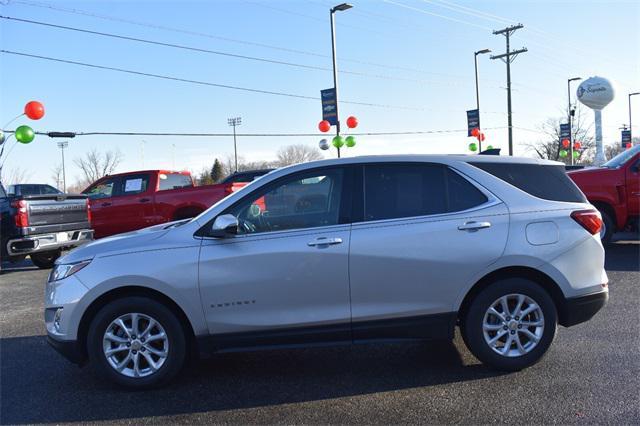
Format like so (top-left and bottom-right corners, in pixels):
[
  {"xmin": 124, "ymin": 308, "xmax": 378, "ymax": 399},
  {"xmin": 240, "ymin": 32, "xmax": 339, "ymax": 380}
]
[
  {"xmin": 458, "ymin": 221, "xmax": 491, "ymax": 231},
  {"xmin": 139, "ymin": 198, "xmax": 150, "ymax": 203},
  {"xmin": 307, "ymin": 237, "xmax": 343, "ymax": 247}
]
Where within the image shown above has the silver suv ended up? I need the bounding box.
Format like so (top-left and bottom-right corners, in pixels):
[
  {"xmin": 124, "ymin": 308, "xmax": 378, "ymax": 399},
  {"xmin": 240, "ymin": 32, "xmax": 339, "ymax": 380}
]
[{"xmin": 45, "ymin": 155, "xmax": 608, "ymax": 388}]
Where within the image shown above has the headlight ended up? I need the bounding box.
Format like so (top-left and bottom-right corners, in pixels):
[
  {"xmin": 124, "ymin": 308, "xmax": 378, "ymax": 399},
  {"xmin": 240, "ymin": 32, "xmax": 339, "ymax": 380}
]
[{"xmin": 49, "ymin": 260, "xmax": 92, "ymax": 282}]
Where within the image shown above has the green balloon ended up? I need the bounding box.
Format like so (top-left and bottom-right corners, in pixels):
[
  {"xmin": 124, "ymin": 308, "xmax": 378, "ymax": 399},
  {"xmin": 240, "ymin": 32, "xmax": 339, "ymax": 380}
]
[
  {"xmin": 573, "ymin": 151, "xmax": 580, "ymax": 159},
  {"xmin": 332, "ymin": 135, "xmax": 345, "ymax": 148},
  {"xmin": 559, "ymin": 149, "xmax": 568, "ymax": 158},
  {"xmin": 345, "ymin": 136, "xmax": 356, "ymax": 147},
  {"xmin": 469, "ymin": 142, "xmax": 477, "ymax": 152},
  {"xmin": 486, "ymin": 145, "xmax": 494, "ymax": 150},
  {"xmin": 15, "ymin": 125, "xmax": 35, "ymax": 144}
]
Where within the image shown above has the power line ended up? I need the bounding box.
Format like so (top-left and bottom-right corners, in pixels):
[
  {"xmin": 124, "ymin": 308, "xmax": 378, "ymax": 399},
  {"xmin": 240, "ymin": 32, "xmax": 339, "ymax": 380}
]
[
  {"xmin": 1, "ymin": 127, "xmax": 508, "ymax": 138},
  {"xmin": 0, "ymin": 15, "xmax": 463, "ymax": 87},
  {"xmin": 0, "ymin": 49, "xmax": 431, "ymax": 111}
]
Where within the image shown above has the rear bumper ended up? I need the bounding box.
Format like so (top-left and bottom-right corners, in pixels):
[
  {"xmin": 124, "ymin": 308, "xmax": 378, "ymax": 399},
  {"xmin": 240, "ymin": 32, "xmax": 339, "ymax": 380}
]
[
  {"xmin": 46, "ymin": 335, "xmax": 86, "ymax": 365},
  {"xmin": 559, "ymin": 290, "xmax": 608, "ymax": 327},
  {"xmin": 6, "ymin": 229, "xmax": 93, "ymax": 256}
]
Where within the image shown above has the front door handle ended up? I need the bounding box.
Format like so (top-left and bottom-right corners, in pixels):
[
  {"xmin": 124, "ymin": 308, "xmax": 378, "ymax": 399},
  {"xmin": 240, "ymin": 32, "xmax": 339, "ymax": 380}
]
[
  {"xmin": 458, "ymin": 221, "xmax": 491, "ymax": 231},
  {"xmin": 139, "ymin": 198, "xmax": 150, "ymax": 203},
  {"xmin": 307, "ymin": 237, "xmax": 343, "ymax": 247}
]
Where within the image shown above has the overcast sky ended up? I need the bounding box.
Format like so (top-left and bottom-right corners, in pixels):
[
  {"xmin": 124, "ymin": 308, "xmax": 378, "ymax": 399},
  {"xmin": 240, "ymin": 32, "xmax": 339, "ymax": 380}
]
[{"xmin": 1, "ymin": 0, "xmax": 638, "ymax": 186}]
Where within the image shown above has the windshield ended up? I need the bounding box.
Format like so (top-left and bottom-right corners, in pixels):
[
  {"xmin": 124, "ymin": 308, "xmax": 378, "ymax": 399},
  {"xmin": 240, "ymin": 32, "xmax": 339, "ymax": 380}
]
[{"xmin": 602, "ymin": 144, "xmax": 640, "ymax": 168}]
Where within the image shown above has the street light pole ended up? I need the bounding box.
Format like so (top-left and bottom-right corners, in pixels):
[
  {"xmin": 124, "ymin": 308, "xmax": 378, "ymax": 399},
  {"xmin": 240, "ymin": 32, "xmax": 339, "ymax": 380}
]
[
  {"xmin": 330, "ymin": 3, "xmax": 352, "ymax": 159},
  {"xmin": 57, "ymin": 141, "xmax": 68, "ymax": 192},
  {"xmin": 630, "ymin": 92, "xmax": 640, "ymax": 140},
  {"xmin": 567, "ymin": 77, "xmax": 582, "ymax": 165},
  {"xmin": 228, "ymin": 117, "xmax": 242, "ymax": 172},
  {"xmin": 474, "ymin": 48, "xmax": 491, "ymax": 152}
]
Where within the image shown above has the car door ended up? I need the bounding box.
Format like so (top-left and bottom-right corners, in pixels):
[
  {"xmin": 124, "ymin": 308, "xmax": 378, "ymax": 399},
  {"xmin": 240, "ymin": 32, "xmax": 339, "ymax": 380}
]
[
  {"xmin": 349, "ymin": 162, "xmax": 509, "ymax": 341},
  {"xmin": 111, "ymin": 173, "xmax": 155, "ymax": 234},
  {"xmin": 625, "ymin": 155, "xmax": 640, "ymax": 216},
  {"xmin": 197, "ymin": 166, "xmax": 353, "ymax": 348},
  {"xmin": 84, "ymin": 177, "xmax": 120, "ymax": 238}
]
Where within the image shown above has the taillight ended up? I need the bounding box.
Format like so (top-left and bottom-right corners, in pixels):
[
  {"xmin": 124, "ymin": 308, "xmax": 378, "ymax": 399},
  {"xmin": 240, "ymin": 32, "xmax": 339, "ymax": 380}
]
[
  {"xmin": 86, "ymin": 198, "xmax": 92, "ymax": 223},
  {"xmin": 571, "ymin": 209, "xmax": 602, "ymax": 235},
  {"xmin": 11, "ymin": 199, "xmax": 29, "ymax": 227}
]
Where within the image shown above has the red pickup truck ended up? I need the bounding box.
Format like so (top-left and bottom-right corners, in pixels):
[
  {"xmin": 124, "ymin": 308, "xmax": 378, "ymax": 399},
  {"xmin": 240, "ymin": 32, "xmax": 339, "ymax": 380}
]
[
  {"xmin": 568, "ymin": 144, "xmax": 640, "ymax": 243},
  {"xmin": 83, "ymin": 170, "xmax": 246, "ymax": 238}
]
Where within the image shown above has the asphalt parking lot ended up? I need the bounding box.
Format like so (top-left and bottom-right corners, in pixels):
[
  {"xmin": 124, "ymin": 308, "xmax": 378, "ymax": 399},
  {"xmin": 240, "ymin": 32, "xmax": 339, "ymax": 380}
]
[{"xmin": 1, "ymin": 240, "xmax": 638, "ymax": 425}]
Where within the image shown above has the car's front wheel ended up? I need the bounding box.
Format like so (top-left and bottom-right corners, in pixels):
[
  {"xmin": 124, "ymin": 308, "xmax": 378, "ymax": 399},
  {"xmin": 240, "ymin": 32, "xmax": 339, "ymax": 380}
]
[
  {"xmin": 87, "ymin": 297, "xmax": 186, "ymax": 389},
  {"xmin": 30, "ymin": 250, "xmax": 60, "ymax": 269},
  {"xmin": 462, "ymin": 278, "xmax": 557, "ymax": 371}
]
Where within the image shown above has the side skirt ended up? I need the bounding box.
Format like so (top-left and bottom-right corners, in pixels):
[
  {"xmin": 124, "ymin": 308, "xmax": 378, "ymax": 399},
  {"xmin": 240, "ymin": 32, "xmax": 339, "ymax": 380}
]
[{"xmin": 196, "ymin": 312, "xmax": 457, "ymax": 356}]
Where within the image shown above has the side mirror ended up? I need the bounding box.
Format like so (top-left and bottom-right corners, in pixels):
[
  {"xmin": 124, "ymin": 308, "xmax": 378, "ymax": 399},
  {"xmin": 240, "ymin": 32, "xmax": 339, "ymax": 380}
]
[{"xmin": 210, "ymin": 214, "xmax": 238, "ymax": 238}]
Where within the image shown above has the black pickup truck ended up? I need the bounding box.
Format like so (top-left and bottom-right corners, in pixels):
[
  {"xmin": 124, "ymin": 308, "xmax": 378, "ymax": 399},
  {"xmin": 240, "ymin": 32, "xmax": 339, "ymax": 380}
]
[{"xmin": 0, "ymin": 183, "xmax": 94, "ymax": 269}]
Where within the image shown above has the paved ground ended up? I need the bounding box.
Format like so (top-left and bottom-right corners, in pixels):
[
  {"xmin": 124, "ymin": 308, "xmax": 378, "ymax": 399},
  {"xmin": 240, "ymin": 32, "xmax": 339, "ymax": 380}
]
[{"xmin": 1, "ymin": 240, "xmax": 638, "ymax": 424}]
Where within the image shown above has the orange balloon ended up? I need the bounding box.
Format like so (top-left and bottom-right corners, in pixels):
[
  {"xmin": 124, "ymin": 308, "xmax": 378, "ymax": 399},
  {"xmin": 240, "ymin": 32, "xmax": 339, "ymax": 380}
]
[
  {"xmin": 573, "ymin": 141, "xmax": 582, "ymax": 150},
  {"xmin": 471, "ymin": 128, "xmax": 480, "ymax": 137},
  {"xmin": 562, "ymin": 139, "xmax": 570, "ymax": 148}
]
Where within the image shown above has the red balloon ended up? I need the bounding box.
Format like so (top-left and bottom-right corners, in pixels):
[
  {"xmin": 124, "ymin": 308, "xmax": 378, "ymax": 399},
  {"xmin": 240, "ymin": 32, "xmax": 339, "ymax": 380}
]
[
  {"xmin": 627, "ymin": 143, "xmax": 633, "ymax": 149},
  {"xmin": 24, "ymin": 101, "xmax": 45, "ymax": 120},
  {"xmin": 480, "ymin": 133, "xmax": 486, "ymax": 142},
  {"xmin": 346, "ymin": 116, "xmax": 358, "ymax": 129},
  {"xmin": 318, "ymin": 120, "xmax": 331, "ymax": 133},
  {"xmin": 471, "ymin": 128, "xmax": 480, "ymax": 137},
  {"xmin": 573, "ymin": 141, "xmax": 582, "ymax": 150},
  {"xmin": 562, "ymin": 139, "xmax": 570, "ymax": 148}
]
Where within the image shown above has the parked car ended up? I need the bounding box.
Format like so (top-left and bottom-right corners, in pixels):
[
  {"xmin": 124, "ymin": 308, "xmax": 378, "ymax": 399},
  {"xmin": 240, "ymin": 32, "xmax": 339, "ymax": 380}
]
[
  {"xmin": 220, "ymin": 168, "xmax": 274, "ymax": 184},
  {"xmin": 6, "ymin": 184, "xmax": 62, "ymax": 196},
  {"xmin": 568, "ymin": 144, "xmax": 640, "ymax": 243},
  {"xmin": 82, "ymin": 170, "xmax": 247, "ymax": 238},
  {"xmin": 46, "ymin": 155, "xmax": 607, "ymax": 388},
  {"xmin": 1, "ymin": 182, "xmax": 93, "ymax": 269}
]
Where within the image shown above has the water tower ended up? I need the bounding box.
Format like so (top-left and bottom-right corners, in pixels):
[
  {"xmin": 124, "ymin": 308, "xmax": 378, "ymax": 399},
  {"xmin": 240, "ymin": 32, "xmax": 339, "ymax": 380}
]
[{"xmin": 576, "ymin": 76, "xmax": 615, "ymax": 165}]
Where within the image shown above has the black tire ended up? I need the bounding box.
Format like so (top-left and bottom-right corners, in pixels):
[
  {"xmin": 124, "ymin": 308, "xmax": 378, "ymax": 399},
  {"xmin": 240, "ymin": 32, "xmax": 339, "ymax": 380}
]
[
  {"xmin": 87, "ymin": 296, "xmax": 186, "ymax": 389},
  {"xmin": 462, "ymin": 278, "xmax": 557, "ymax": 372},
  {"xmin": 598, "ymin": 209, "xmax": 614, "ymax": 245},
  {"xmin": 30, "ymin": 250, "xmax": 60, "ymax": 269}
]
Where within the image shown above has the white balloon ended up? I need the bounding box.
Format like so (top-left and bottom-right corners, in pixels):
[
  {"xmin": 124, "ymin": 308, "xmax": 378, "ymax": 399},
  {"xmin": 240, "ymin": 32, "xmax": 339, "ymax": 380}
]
[{"xmin": 319, "ymin": 139, "xmax": 330, "ymax": 150}]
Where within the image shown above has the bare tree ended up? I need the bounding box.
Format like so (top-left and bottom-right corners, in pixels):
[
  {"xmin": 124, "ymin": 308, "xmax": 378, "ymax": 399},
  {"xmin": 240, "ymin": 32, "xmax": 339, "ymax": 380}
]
[
  {"xmin": 0, "ymin": 167, "xmax": 31, "ymax": 185},
  {"xmin": 51, "ymin": 164, "xmax": 63, "ymax": 190},
  {"xmin": 73, "ymin": 148, "xmax": 123, "ymax": 184},
  {"xmin": 275, "ymin": 144, "xmax": 324, "ymax": 167},
  {"xmin": 523, "ymin": 106, "xmax": 595, "ymax": 165},
  {"xmin": 221, "ymin": 155, "xmax": 273, "ymax": 176}
]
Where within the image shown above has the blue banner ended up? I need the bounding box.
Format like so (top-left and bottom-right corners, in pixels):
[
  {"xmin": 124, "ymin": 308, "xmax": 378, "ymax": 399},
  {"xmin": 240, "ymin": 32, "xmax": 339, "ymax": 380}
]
[
  {"xmin": 559, "ymin": 123, "xmax": 571, "ymax": 141},
  {"xmin": 621, "ymin": 129, "xmax": 631, "ymax": 147},
  {"xmin": 467, "ymin": 109, "xmax": 480, "ymax": 137},
  {"xmin": 321, "ymin": 88, "xmax": 338, "ymax": 125}
]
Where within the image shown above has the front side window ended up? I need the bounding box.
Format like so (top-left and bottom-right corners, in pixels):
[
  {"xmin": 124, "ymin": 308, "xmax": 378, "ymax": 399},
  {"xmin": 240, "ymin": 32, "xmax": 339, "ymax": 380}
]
[
  {"xmin": 158, "ymin": 173, "xmax": 192, "ymax": 191},
  {"xmin": 119, "ymin": 174, "xmax": 150, "ymax": 196},
  {"xmin": 84, "ymin": 179, "xmax": 116, "ymax": 200},
  {"xmin": 226, "ymin": 168, "xmax": 344, "ymax": 235}
]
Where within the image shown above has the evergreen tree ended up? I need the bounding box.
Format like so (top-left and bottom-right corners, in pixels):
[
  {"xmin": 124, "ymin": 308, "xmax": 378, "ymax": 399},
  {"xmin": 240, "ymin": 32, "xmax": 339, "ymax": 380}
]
[{"xmin": 210, "ymin": 158, "xmax": 224, "ymax": 183}]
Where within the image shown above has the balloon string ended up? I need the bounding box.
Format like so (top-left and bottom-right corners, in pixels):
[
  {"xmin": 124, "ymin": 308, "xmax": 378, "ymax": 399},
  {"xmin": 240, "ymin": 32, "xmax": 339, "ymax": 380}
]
[{"xmin": 2, "ymin": 113, "xmax": 25, "ymax": 129}]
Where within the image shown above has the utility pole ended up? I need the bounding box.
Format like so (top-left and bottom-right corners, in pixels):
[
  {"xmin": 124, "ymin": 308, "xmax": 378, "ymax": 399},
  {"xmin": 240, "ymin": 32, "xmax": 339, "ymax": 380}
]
[
  {"xmin": 330, "ymin": 3, "xmax": 353, "ymax": 158},
  {"xmin": 228, "ymin": 117, "xmax": 242, "ymax": 172},
  {"xmin": 491, "ymin": 24, "xmax": 527, "ymax": 156},
  {"xmin": 630, "ymin": 92, "xmax": 640, "ymax": 139},
  {"xmin": 568, "ymin": 77, "xmax": 582, "ymax": 165},
  {"xmin": 57, "ymin": 141, "xmax": 68, "ymax": 192},
  {"xmin": 474, "ymin": 48, "xmax": 491, "ymax": 152}
]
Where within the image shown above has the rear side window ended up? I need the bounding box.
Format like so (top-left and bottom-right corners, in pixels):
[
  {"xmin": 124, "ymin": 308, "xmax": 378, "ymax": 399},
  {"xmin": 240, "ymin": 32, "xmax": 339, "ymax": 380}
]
[
  {"xmin": 471, "ymin": 162, "xmax": 586, "ymax": 203},
  {"xmin": 158, "ymin": 173, "xmax": 192, "ymax": 191},
  {"xmin": 363, "ymin": 164, "xmax": 488, "ymax": 221},
  {"xmin": 119, "ymin": 174, "xmax": 150, "ymax": 196}
]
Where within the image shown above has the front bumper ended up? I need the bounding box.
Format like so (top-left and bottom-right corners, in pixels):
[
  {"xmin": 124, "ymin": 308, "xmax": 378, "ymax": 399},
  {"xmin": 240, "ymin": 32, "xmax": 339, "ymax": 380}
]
[
  {"xmin": 7, "ymin": 229, "xmax": 93, "ymax": 256},
  {"xmin": 559, "ymin": 289, "xmax": 609, "ymax": 327},
  {"xmin": 46, "ymin": 335, "xmax": 86, "ymax": 365}
]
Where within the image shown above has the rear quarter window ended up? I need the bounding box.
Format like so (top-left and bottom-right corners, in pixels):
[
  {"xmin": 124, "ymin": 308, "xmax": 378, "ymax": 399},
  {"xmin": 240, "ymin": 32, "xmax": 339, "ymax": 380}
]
[
  {"xmin": 470, "ymin": 162, "xmax": 586, "ymax": 203},
  {"xmin": 158, "ymin": 173, "xmax": 193, "ymax": 191}
]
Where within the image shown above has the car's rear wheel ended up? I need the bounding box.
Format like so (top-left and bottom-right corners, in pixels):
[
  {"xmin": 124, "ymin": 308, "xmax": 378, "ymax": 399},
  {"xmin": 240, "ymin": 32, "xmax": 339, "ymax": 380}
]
[
  {"xmin": 462, "ymin": 278, "xmax": 557, "ymax": 371},
  {"xmin": 30, "ymin": 250, "xmax": 60, "ymax": 269},
  {"xmin": 87, "ymin": 297, "xmax": 186, "ymax": 389}
]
